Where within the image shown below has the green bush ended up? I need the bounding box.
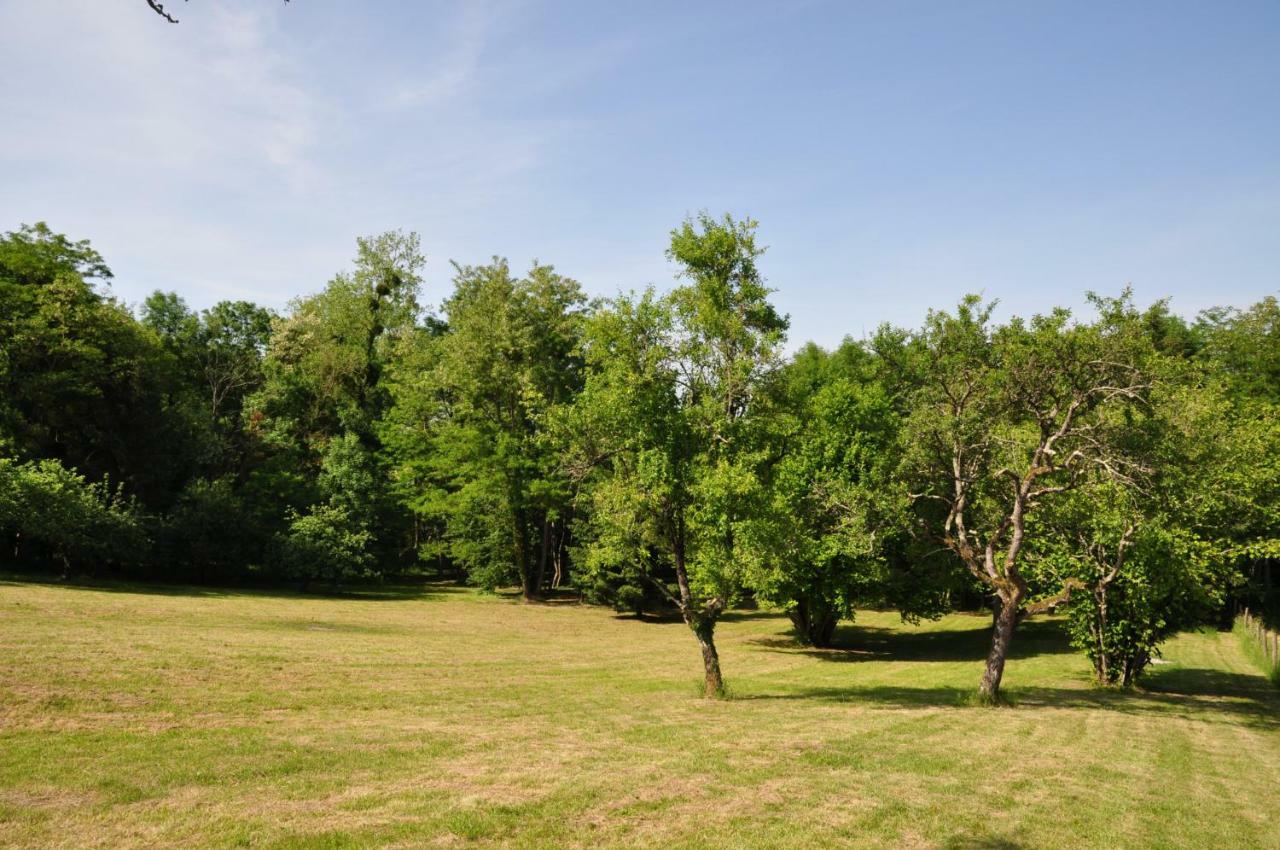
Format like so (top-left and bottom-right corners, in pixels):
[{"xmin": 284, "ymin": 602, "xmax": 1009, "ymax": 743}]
[
  {"xmin": 278, "ymin": 503, "xmax": 375, "ymax": 588},
  {"xmin": 0, "ymin": 456, "xmax": 146, "ymax": 574}
]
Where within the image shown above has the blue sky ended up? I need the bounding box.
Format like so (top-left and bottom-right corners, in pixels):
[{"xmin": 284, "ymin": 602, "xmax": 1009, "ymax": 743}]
[{"xmin": 2, "ymin": 1, "xmax": 1277, "ymax": 348}]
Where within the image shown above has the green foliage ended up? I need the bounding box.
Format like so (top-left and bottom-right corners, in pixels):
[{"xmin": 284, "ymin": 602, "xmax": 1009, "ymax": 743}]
[
  {"xmin": 252, "ymin": 230, "xmax": 423, "ymax": 451},
  {"xmin": 279, "ymin": 503, "xmax": 376, "ymax": 587},
  {"xmin": 570, "ymin": 213, "xmax": 787, "ymax": 693},
  {"xmin": 249, "ymin": 231, "xmax": 426, "ymax": 576},
  {"xmin": 0, "ymin": 223, "xmax": 186, "ymax": 504},
  {"xmin": 0, "ymin": 456, "xmax": 145, "ymax": 574},
  {"xmin": 1032, "ymin": 484, "xmax": 1227, "ymax": 686},
  {"xmin": 158, "ymin": 477, "xmax": 263, "ymax": 583},
  {"xmin": 746, "ymin": 341, "xmax": 916, "ymax": 646},
  {"xmin": 383, "ymin": 258, "xmax": 586, "ymax": 595},
  {"xmin": 1195, "ymin": 296, "xmax": 1280, "ymax": 402},
  {"xmin": 2, "ymin": 213, "xmax": 1275, "ymax": 685}
]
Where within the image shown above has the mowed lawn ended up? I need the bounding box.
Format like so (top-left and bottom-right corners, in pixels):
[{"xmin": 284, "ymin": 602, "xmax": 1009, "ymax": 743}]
[{"xmin": 1, "ymin": 579, "xmax": 1278, "ymax": 850}]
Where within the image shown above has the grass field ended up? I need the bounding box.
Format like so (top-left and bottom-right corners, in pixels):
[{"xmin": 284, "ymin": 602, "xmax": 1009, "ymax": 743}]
[{"xmin": 1, "ymin": 578, "xmax": 1278, "ymax": 850}]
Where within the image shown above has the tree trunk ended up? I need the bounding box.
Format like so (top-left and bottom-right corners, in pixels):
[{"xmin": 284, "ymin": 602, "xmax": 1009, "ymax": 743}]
[
  {"xmin": 512, "ymin": 508, "xmax": 536, "ymax": 602},
  {"xmin": 979, "ymin": 591, "xmax": 1020, "ymax": 703},
  {"xmin": 1095, "ymin": 583, "xmax": 1110, "ymax": 684},
  {"xmin": 534, "ymin": 516, "xmax": 551, "ymax": 597},
  {"xmin": 788, "ymin": 598, "xmax": 839, "ymax": 648},
  {"xmin": 551, "ymin": 520, "xmax": 565, "ymax": 589},
  {"xmin": 690, "ymin": 615, "xmax": 725, "ymax": 698},
  {"xmin": 672, "ymin": 518, "xmax": 725, "ymax": 698}
]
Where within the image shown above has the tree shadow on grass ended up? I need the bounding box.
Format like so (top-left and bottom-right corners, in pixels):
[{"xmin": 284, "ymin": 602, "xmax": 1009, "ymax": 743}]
[
  {"xmin": 740, "ymin": 666, "xmax": 1280, "ymax": 732},
  {"xmin": 752, "ymin": 616, "xmax": 1074, "ymax": 663},
  {"xmin": 0, "ymin": 573, "xmax": 469, "ymax": 602},
  {"xmin": 941, "ymin": 837, "xmax": 1025, "ymax": 850},
  {"xmin": 1141, "ymin": 663, "xmax": 1279, "ymax": 702}
]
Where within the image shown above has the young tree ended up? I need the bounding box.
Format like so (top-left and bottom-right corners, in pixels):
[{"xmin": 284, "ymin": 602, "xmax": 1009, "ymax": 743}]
[
  {"xmin": 1031, "ymin": 480, "xmax": 1223, "ymax": 686},
  {"xmin": 897, "ymin": 295, "xmax": 1152, "ymax": 703},
  {"xmin": 570, "ymin": 213, "xmax": 787, "ymax": 696}
]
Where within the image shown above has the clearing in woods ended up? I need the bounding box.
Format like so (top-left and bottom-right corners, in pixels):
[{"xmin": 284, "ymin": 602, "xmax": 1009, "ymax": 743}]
[{"xmin": 1, "ymin": 578, "xmax": 1278, "ymax": 849}]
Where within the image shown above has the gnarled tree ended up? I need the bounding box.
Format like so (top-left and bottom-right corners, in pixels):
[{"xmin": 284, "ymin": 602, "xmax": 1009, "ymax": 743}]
[{"xmin": 897, "ymin": 295, "xmax": 1151, "ymax": 703}]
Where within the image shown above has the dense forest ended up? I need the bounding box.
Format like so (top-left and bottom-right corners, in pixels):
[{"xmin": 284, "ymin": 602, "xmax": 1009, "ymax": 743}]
[{"xmin": 2, "ymin": 217, "xmax": 1277, "ymax": 702}]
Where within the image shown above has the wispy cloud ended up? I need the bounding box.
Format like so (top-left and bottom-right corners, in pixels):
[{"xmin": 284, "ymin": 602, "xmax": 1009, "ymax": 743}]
[
  {"xmin": 381, "ymin": 2, "xmax": 501, "ymax": 111},
  {"xmin": 0, "ymin": 0, "xmax": 321, "ymax": 193},
  {"xmin": 0, "ymin": 0, "xmax": 623, "ymax": 312}
]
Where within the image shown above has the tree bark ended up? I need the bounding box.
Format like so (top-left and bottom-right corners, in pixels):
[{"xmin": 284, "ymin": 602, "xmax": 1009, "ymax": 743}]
[
  {"xmin": 690, "ymin": 615, "xmax": 725, "ymax": 698},
  {"xmin": 1095, "ymin": 583, "xmax": 1109, "ymax": 684},
  {"xmin": 512, "ymin": 508, "xmax": 536, "ymax": 602},
  {"xmin": 533, "ymin": 515, "xmax": 551, "ymax": 597},
  {"xmin": 672, "ymin": 516, "xmax": 725, "ymax": 698},
  {"xmin": 788, "ymin": 597, "xmax": 839, "ymax": 648},
  {"xmin": 550, "ymin": 520, "xmax": 565, "ymax": 589},
  {"xmin": 979, "ymin": 590, "xmax": 1020, "ymax": 703}
]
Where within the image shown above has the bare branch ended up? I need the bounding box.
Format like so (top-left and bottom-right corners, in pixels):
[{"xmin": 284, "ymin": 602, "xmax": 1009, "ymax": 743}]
[
  {"xmin": 147, "ymin": 0, "xmax": 180, "ymax": 23},
  {"xmin": 147, "ymin": 0, "xmax": 289, "ymax": 25},
  {"xmin": 1022, "ymin": 578, "xmax": 1085, "ymax": 617}
]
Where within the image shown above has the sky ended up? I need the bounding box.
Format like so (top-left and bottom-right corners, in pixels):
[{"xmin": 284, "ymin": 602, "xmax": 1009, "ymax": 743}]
[{"xmin": 2, "ymin": 0, "xmax": 1277, "ymax": 348}]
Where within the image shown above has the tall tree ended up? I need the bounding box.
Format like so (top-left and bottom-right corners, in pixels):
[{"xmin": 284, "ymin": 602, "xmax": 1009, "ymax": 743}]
[
  {"xmin": 1190, "ymin": 299, "xmax": 1280, "ymax": 624},
  {"xmin": 248, "ymin": 230, "xmax": 425, "ymax": 578},
  {"xmin": 385, "ymin": 259, "xmax": 587, "ymax": 598},
  {"xmin": 0, "ymin": 223, "xmax": 181, "ymax": 505},
  {"xmin": 571, "ymin": 213, "xmax": 787, "ymax": 696}
]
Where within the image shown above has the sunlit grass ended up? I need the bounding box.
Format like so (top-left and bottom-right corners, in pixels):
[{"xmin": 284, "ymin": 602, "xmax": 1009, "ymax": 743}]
[{"xmin": 1, "ymin": 577, "xmax": 1277, "ymax": 849}]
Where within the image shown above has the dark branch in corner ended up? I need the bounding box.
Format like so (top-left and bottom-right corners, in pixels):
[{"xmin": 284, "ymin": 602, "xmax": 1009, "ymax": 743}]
[
  {"xmin": 146, "ymin": 0, "xmax": 289, "ymax": 25},
  {"xmin": 146, "ymin": 0, "xmax": 181, "ymax": 23}
]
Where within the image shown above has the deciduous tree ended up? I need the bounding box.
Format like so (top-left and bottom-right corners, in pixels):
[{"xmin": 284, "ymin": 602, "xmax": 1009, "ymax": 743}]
[
  {"xmin": 571, "ymin": 214, "xmax": 787, "ymax": 696},
  {"xmin": 897, "ymin": 295, "xmax": 1152, "ymax": 703}
]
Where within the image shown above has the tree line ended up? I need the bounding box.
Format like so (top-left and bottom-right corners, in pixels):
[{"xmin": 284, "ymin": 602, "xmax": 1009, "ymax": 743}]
[{"xmin": 2, "ymin": 217, "xmax": 1278, "ymax": 702}]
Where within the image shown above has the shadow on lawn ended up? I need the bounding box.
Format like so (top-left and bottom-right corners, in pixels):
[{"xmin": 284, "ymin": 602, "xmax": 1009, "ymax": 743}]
[
  {"xmin": 753, "ymin": 616, "xmax": 1073, "ymax": 663},
  {"xmin": 742, "ymin": 670, "xmax": 1280, "ymax": 732},
  {"xmin": 942, "ymin": 837, "xmax": 1025, "ymax": 850},
  {"xmin": 0, "ymin": 574, "xmax": 470, "ymax": 602},
  {"xmin": 742, "ymin": 612, "xmax": 1280, "ymax": 729}
]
